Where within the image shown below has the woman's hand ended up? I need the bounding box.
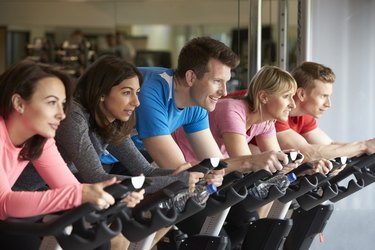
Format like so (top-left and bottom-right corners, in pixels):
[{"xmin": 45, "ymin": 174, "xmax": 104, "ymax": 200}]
[
  {"xmin": 188, "ymin": 172, "xmax": 204, "ymax": 192},
  {"xmin": 81, "ymin": 177, "xmax": 117, "ymax": 210},
  {"xmin": 122, "ymin": 189, "xmax": 145, "ymax": 208},
  {"xmin": 204, "ymin": 168, "xmax": 225, "ymax": 187}
]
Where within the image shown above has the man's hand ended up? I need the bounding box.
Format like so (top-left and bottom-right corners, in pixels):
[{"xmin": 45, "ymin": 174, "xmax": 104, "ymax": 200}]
[
  {"xmin": 239, "ymin": 151, "xmax": 287, "ymax": 173},
  {"xmin": 303, "ymin": 159, "xmax": 333, "ymax": 175},
  {"xmin": 364, "ymin": 138, "xmax": 375, "ymax": 155}
]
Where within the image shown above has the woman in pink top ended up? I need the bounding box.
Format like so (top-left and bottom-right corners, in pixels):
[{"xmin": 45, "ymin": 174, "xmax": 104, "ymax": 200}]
[
  {"xmin": 174, "ymin": 65, "xmax": 298, "ymax": 170},
  {"xmin": 0, "ymin": 60, "xmax": 144, "ymax": 249}
]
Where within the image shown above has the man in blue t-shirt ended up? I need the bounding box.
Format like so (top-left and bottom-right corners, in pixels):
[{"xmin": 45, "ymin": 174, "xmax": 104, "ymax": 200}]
[{"xmin": 133, "ymin": 37, "xmax": 288, "ymax": 174}]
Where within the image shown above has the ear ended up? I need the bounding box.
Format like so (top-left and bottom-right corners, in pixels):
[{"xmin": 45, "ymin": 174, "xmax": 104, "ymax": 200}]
[
  {"xmin": 11, "ymin": 94, "xmax": 25, "ymax": 114},
  {"xmin": 296, "ymin": 87, "xmax": 306, "ymax": 102},
  {"xmin": 185, "ymin": 70, "xmax": 196, "ymax": 87},
  {"xmin": 258, "ymin": 90, "xmax": 269, "ymax": 104}
]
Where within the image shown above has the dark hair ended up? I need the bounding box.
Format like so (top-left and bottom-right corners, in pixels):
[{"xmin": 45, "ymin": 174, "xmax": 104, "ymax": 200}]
[
  {"xmin": 74, "ymin": 55, "xmax": 143, "ymax": 144},
  {"xmin": 292, "ymin": 61, "xmax": 336, "ymax": 90},
  {"xmin": 0, "ymin": 59, "xmax": 73, "ymax": 160},
  {"xmin": 175, "ymin": 36, "xmax": 240, "ymax": 79}
]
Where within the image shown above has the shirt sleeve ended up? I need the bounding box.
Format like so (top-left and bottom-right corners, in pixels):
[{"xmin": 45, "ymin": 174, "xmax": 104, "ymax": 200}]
[
  {"xmin": 300, "ymin": 116, "xmax": 318, "ymax": 134},
  {"xmin": 55, "ymin": 107, "xmax": 122, "ymax": 183},
  {"xmin": 214, "ymin": 100, "xmax": 247, "ymax": 135},
  {"xmin": 275, "ymin": 119, "xmax": 291, "ymax": 132},
  {"xmin": 0, "ymin": 139, "xmax": 82, "ymax": 220},
  {"xmin": 183, "ymin": 109, "xmax": 209, "ymax": 134},
  {"xmin": 254, "ymin": 121, "xmax": 276, "ymax": 138},
  {"xmin": 136, "ymin": 79, "xmax": 170, "ymax": 138}
]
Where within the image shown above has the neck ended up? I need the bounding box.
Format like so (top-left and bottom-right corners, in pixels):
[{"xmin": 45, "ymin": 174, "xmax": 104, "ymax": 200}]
[
  {"xmin": 246, "ymin": 109, "xmax": 265, "ymax": 130},
  {"xmin": 173, "ymin": 75, "xmax": 192, "ymax": 109},
  {"xmin": 289, "ymin": 99, "xmax": 305, "ymax": 117},
  {"xmin": 5, "ymin": 115, "xmax": 31, "ymax": 147}
]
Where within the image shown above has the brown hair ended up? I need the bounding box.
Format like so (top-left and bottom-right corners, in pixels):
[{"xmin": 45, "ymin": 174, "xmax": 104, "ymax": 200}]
[
  {"xmin": 292, "ymin": 61, "xmax": 336, "ymax": 90},
  {"xmin": 74, "ymin": 55, "xmax": 143, "ymax": 144},
  {"xmin": 175, "ymin": 36, "xmax": 240, "ymax": 79},
  {"xmin": 0, "ymin": 59, "xmax": 73, "ymax": 160}
]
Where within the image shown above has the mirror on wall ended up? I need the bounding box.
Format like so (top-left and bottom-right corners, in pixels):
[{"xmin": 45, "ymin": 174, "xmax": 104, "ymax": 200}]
[{"xmin": 0, "ymin": 0, "xmax": 298, "ymax": 89}]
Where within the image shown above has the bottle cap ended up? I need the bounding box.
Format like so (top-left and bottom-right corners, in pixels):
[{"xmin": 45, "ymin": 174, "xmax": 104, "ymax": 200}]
[
  {"xmin": 287, "ymin": 172, "xmax": 297, "ymax": 182},
  {"xmin": 207, "ymin": 184, "xmax": 217, "ymax": 194}
]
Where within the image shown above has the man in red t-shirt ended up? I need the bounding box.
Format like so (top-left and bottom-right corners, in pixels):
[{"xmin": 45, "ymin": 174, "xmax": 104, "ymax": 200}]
[{"xmin": 275, "ymin": 61, "xmax": 375, "ymax": 162}]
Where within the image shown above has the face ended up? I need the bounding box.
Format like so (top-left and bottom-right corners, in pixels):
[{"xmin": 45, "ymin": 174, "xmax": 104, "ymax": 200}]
[
  {"xmin": 19, "ymin": 77, "xmax": 66, "ymax": 139},
  {"xmin": 300, "ymin": 80, "xmax": 333, "ymax": 118},
  {"xmin": 263, "ymin": 89, "xmax": 296, "ymax": 121},
  {"xmin": 190, "ymin": 58, "xmax": 231, "ymax": 112},
  {"xmin": 100, "ymin": 76, "xmax": 140, "ymax": 123}
]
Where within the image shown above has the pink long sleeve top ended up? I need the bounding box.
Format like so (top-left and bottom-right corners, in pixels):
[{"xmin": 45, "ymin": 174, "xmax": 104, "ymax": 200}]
[{"xmin": 0, "ymin": 117, "xmax": 83, "ymax": 220}]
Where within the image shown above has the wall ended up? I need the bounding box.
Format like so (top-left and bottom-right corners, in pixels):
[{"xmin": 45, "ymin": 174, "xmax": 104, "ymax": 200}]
[{"xmin": 309, "ymin": 0, "xmax": 375, "ymax": 249}]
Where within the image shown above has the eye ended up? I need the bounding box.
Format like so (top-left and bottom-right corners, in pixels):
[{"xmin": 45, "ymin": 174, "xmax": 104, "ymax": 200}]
[
  {"xmin": 48, "ymin": 100, "xmax": 57, "ymax": 105},
  {"xmin": 122, "ymin": 90, "xmax": 131, "ymax": 96}
]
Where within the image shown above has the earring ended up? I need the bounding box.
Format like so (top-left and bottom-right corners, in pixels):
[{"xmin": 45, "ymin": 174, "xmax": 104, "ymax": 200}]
[{"xmin": 18, "ymin": 108, "xmax": 24, "ymax": 114}]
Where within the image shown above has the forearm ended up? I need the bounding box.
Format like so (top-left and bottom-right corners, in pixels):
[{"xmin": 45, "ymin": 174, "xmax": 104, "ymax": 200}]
[
  {"xmin": 221, "ymin": 155, "xmax": 252, "ymax": 174},
  {"xmin": 144, "ymin": 136, "xmax": 187, "ymax": 169},
  {"xmin": 302, "ymin": 141, "xmax": 367, "ymax": 162},
  {"xmin": 144, "ymin": 171, "xmax": 189, "ymax": 194}
]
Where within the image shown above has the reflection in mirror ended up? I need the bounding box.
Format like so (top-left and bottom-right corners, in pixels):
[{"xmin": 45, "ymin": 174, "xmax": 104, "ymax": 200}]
[{"xmin": 1, "ymin": 0, "xmax": 298, "ymax": 90}]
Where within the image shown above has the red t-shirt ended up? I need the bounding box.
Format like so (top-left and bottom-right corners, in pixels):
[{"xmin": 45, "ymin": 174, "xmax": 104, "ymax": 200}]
[
  {"xmin": 226, "ymin": 89, "xmax": 247, "ymax": 97},
  {"xmin": 250, "ymin": 115, "xmax": 317, "ymax": 145},
  {"xmin": 275, "ymin": 115, "xmax": 317, "ymax": 134}
]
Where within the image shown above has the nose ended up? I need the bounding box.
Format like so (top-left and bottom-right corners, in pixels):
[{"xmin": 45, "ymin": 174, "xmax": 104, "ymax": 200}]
[
  {"xmin": 131, "ymin": 93, "xmax": 140, "ymax": 107},
  {"xmin": 56, "ymin": 103, "xmax": 66, "ymax": 120},
  {"xmin": 219, "ymin": 82, "xmax": 227, "ymax": 97},
  {"xmin": 325, "ymin": 97, "xmax": 331, "ymax": 108},
  {"xmin": 289, "ymin": 96, "xmax": 296, "ymax": 109}
]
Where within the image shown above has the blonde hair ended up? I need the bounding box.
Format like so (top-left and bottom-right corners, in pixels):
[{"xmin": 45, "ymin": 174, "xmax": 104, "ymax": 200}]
[{"xmin": 240, "ymin": 65, "xmax": 297, "ymax": 114}]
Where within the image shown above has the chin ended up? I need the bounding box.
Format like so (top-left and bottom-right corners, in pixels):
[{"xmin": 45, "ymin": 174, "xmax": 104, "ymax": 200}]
[{"xmin": 41, "ymin": 132, "xmax": 55, "ymax": 139}]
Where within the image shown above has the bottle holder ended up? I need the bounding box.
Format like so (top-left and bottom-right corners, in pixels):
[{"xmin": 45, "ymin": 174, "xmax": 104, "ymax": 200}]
[
  {"xmin": 234, "ymin": 170, "xmax": 292, "ymax": 212},
  {"xmin": 328, "ymin": 154, "xmax": 375, "ymax": 202},
  {"xmin": 120, "ymin": 181, "xmax": 204, "ymax": 242},
  {"xmin": 0, "ymin": 203, "xmax": 120, "ymax": 250},
  {"xmin": 203, "ymin": 184, "xmax": 247, "ymax": 217},
  {"xmin": 296, "ymin": 182, "xmax": 338, "ymax": 211},
  {"xmin": 354, "ymin": 169, "xmax": 375, "ymax": 187},
  {"xmin": 329, "ymin": 177, "xmax": 365, "ymax": 203},
  {"xmin": 279, "ymin": 175, "xmax": 319, "ymax": 203},
  {"xmin": 192, "ymin": 171, "xmax": 245, "ymax": 217}
]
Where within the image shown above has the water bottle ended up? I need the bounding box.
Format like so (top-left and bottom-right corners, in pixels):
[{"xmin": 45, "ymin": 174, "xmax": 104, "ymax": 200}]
[
  {"xmin": 173, "ymin": 183, "xmax": 217, "ymax": 212},
  {"xmin": 159, "ymin": 191, "xmax": 191, "ymax": 213},
  {"xmin": 248, "ymin": 172, "xmax": 297, "ymax": 200},
  {"xmin": 159, "ymin": 183, "xmax": 217, "ymax": 212},
  {"xmin": 192, "ymin": 183, "xmax": 217, "ymax": 205},
  {"xmin": 173, "ymin": 191, "xmax": 192, "ymax": 213}
]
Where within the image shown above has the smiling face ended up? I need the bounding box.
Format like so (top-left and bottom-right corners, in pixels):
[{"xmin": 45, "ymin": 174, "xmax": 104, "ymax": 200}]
[
  {"xmin": 299, "ymin": 80, "xmax": 333, "ymax": 118},
  {"xmin": 18, "ymin": 77, "xmax": 67, "ymax": 139},
  {"xmin": 190, "ymin": 58, "xmax": 231, "ymax": 112},
  {"xmin": 99, "ymin": 76, "xmax": 140, "ymax": 123}
]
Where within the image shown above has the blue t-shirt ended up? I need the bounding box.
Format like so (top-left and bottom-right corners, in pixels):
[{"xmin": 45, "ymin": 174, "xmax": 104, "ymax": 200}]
[{"xmin": 133, "ymin": 67, "xmax": 209, "ymax": 150}]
